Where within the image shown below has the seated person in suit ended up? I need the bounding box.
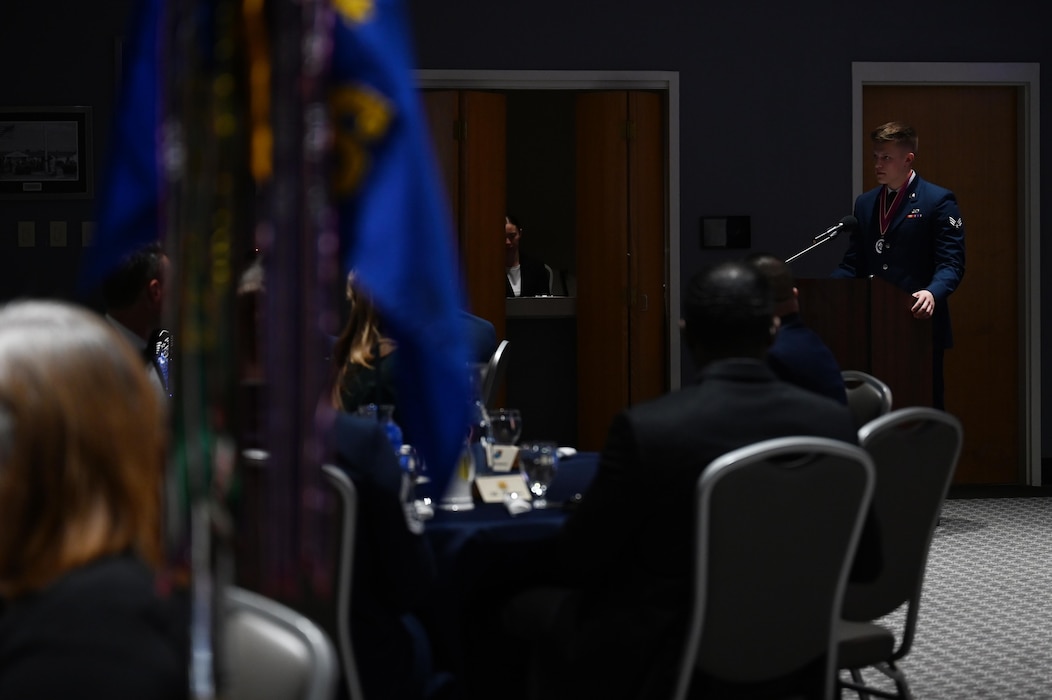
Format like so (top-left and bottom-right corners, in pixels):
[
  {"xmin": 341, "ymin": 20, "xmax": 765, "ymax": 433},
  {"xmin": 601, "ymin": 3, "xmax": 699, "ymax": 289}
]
[
  {"xmin": 746, "ymin": 252, "xmax": 848, "ymax": 404},
  {"xmin": 504, "ymin": 214, "xmax": 551, "ymax": 297},
  {"xmin": 100, "ymin": 240, "xmax": 171, "ymax": 397},
  {"xmin": 327, "ymin": 412, "xmax": 441, "ymax": 700},
  {"xmin": 460, "ymin": 309, "xmax": 497, "ymax": 364},
  {"xmin": 0, "ymin": 301, "xmax": 187, "ymax": 699},
  {"xmin": 529, "ymin": 260, "xmax": 878, "ymax": 699}
]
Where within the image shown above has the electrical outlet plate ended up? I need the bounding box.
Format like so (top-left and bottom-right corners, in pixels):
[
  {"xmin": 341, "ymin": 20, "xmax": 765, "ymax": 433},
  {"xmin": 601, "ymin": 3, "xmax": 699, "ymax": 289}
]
[{"xmin": 17, "ymin": 221, "xmax": 35, "ymax": 248}]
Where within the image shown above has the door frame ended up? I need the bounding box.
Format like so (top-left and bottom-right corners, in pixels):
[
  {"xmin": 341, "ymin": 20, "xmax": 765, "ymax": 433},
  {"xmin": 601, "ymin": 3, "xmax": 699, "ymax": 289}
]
[
  {"xmin": 852, "ymin": 62, "xmax": 1041, "ymax": 484},
  {"xmin": 416, "ymin": 70, "xmax": 682, "ymax": 390}
]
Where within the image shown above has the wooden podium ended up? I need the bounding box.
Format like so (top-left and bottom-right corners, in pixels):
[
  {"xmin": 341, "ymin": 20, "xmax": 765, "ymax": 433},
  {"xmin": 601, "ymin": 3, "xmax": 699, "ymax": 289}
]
[{"xmin": 795, "ymin": 277, "xmax": 932, "ymax": 409}]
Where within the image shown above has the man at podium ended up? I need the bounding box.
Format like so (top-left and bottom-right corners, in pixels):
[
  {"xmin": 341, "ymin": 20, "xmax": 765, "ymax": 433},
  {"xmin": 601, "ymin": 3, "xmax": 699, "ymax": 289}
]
[{"xmin": 832, "ymin": 121, "xmax": 965, "ymax": 409}]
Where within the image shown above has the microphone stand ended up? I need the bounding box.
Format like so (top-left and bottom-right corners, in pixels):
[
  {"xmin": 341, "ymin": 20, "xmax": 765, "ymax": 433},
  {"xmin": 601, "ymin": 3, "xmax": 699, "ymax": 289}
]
[{"xmin": 785, "ymin": 229, "xmax": 842, "ymax": 264}]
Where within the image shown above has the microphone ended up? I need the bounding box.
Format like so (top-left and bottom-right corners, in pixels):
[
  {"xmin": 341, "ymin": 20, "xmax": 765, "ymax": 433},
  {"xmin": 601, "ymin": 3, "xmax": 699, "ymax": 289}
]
[{"xmin": 813, "ymin": 215, "xmax": 858, "ymax": 243}]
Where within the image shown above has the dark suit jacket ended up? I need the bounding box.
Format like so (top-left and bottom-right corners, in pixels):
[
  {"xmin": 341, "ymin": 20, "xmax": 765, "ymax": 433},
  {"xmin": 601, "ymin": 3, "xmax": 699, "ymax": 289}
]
[
  {"xmin": 832, "ymin": 173, "xmax": 965, "ymax": 348},
  {"xmin": 328, "ymin": 413, "xmax": 436, "ymax": 700},
  {"xmin": 554, "ymin": 359, "xmax": 872, "ymax": 699},
  {"xmin": 460, "ymin": 310, "xmax": 498, "ymax": 364},
  {"xmin": 769, "ymin": 312, "xmax": 847, "ymax": 405},
  {"xmin": 505, "ymin": 257, "xmax": 550, "ymax": 297},
  {"xmin": 0, "ymin": 553, "xmax": 188, "ymax": 700}
]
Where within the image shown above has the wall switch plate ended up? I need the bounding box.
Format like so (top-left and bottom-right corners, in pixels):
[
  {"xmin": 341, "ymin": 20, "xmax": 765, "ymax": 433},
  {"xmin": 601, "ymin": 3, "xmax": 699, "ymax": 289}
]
[
  {"xmin": 49, "ymin": 221, "xmax": 67, "ymax": 247},
  {"xmin": 17, "ymin": 221, "xmax": 35, "ymax": 247}
]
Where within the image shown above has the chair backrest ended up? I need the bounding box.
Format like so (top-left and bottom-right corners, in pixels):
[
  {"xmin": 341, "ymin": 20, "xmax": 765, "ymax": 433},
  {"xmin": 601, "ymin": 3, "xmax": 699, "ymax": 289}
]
[
  {"xmin": 223, "ymin": 586, "xmax": 339, "ymax": 700},
  {"xmin": 842, "ymin": 370, "xmax": 893, "ymax": 429},
  {"xmin": 543, "ymin": 263, "xmax": 554, "ymax": 295},
  {"xmin": 673, "ymin": 436, "xmax": 875, "ymax": 700},
  {"xmin": 842, "ymin": 408, "xmax": 963, "ymax": 651},
  {"xmin": 480, "ymin": 339, "xmax": 511, "ymax": 408},
  {"xmin": 321, "ymin": 464, "xmax": 367, "ymax": 700}
]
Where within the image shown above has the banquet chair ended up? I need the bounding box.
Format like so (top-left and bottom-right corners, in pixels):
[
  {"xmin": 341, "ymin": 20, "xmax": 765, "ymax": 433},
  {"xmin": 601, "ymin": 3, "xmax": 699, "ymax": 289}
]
[
  {"xmin": 837, "ymin": 407, "xmax": 963, "ymax": 699},
  {"xmin": 321, "ymin": 463, "xmax": 367, "ymax": 700},
  {"xmin": 842, "ymin": 370, "xmax": 893, "ymax": 430},
  {"xmin": 672, "ymin": 436, "xmax": 875, "ymax": 700},
  {"xmin": 223, "ymin": 585, "xmax": 339, "ymax": 700},
  {"xmin": 480, "ymin": 339, "xmax": 511, "ymax": 408}
]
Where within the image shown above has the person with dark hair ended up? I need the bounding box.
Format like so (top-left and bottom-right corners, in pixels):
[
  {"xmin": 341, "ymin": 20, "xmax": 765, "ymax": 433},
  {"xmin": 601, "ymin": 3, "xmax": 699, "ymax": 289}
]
[
  {"xmin": 504, "ymin": 214, "xmax": 551, "ymax": 297},
  {"xmin": 0, "ymin": 300, "xmax": 187, "ymax": 699},
  {"xmin": 101, "ymin": 241, "xmax": 170, "ymax": 397},
  {"xmin": 832, "ymin": 121, "xmax": 965, "ymax": 409},
  {"xmin": 747, "ymin": 252, "xmax": 847, "ymax": 404},
  {"xmin": 519, "ymin": 260, "xmax": 876, "ymax": 699}
]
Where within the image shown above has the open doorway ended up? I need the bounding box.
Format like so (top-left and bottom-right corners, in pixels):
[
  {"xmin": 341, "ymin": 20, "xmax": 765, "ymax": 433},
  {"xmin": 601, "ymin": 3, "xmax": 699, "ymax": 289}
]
[{"xmin": 417, "ymin": 71, "xmax": 680, "ymax": 449}]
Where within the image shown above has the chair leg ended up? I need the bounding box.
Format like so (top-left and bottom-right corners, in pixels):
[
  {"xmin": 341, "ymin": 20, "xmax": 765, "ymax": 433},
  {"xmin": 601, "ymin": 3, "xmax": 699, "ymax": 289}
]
[
  {"xmin": 850, "ymin": 668, "xmax": 872, "ymax": 700},
  {"xmin": 874, "ymin": 661, "xmax": 912, "ymax": 700}
]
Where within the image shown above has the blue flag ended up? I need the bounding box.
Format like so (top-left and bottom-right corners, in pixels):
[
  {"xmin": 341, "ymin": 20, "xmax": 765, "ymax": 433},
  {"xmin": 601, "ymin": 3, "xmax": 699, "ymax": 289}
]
[
  {"xmin": 330, "ymin": 0, "xmax": 471, "ymax": 491},
  {"xmin": 80, "ymin": 0, "xmax": 164, "ymax": 294}
]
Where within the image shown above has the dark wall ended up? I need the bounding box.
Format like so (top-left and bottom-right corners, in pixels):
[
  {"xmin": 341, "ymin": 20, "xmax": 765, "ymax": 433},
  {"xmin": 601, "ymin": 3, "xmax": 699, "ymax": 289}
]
[
  {"xmin": 0, "ymin": 2, "xmax": 133, "ymax": 306},
  {"xmin": 408, "ymin": 0, "xmax": 1051, "ymax": 465},
  {"xmin": 2, "ymin": 1, "xmax": 1049, "ymax": 463}
]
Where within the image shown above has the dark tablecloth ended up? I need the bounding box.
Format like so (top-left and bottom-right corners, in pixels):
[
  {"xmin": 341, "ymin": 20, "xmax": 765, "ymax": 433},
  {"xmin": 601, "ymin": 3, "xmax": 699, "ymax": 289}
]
[{"xmin": 419, "ymin": 453, "xmax": 598, "ymax": 698}]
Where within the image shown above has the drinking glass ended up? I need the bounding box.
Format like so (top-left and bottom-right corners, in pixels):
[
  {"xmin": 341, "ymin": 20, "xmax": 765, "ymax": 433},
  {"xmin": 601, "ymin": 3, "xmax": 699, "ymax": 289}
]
[
  {"xmin": 488, "ymin": 408, "xmax": 523, "ymax": 446},
  {"xmin": 519, "ymin": 441, "xmax": 559, "ymax": 509},
  {"xmin": 398, "ymin": 444, "xmax": 434, "ymax": 521}
]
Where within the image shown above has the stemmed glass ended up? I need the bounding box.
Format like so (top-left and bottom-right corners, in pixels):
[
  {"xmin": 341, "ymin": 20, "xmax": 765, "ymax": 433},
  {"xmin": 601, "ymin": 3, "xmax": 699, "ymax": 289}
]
[
  {"xmin": 488, "ymin": 409, "xmax": 522, "ymax": 446},
  {"xmin": 519, "ymin": 441, "xmax": 559, "ymax": 509}
]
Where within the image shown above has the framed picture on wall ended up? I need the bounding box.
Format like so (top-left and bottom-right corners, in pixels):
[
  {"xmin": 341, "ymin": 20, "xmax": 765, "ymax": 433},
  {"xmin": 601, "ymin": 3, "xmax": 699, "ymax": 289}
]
[{"xmin": 0, "ymin": 106, "xmax": 93, "ymax": 199}]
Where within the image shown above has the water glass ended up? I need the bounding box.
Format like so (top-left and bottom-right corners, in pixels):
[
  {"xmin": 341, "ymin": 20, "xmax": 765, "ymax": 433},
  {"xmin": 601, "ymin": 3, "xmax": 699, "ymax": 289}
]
[
  {"xmin": 519, "ymin": 441, "xmax": 559, "ymax": 509},
  {"xmin": 488, "ymin": 408, "xmax": 523, "ymax": 446}
]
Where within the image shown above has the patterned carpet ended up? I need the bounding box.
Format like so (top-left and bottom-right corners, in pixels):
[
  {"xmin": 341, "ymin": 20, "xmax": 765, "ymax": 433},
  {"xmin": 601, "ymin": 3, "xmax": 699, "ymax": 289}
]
[{"xmin": 839, "ymin": 497, "xmax": 1052, "ymax": 699}]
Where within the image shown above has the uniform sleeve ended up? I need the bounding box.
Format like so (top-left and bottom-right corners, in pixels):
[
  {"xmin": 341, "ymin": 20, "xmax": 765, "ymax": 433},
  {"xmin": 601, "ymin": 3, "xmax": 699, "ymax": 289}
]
[{"xmin": 926, "ymin": 191, "xmax": 965, "ymax": 301}]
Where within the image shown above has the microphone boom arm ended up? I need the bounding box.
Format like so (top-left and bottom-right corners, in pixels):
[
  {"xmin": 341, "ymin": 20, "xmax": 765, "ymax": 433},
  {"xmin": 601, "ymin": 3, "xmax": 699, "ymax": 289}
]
[{"xmin": 785, "ymin": 228, "xmax": 841, "ymax": 264}]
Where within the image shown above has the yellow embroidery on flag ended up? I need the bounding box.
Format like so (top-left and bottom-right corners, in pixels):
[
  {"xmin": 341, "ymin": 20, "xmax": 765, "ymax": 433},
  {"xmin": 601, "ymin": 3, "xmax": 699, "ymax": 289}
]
[
  {"xmin": 330, "ymin": 84, "xmax": 394, "ymax": 196},
  {"xmin": 334, "ymin": 0, "xmax": 374, "ymax": 24}
]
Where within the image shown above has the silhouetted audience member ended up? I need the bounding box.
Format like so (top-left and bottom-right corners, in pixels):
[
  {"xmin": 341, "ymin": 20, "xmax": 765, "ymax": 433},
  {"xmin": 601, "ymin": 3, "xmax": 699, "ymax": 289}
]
[
  {"xmin": 460, "ymin": 310, "xmax": 498, "ymax": 364},
  {"xmin": 747, "ymin": 252, "xmax": 847, "ymax": 404},
  {"xmin": 0, "ymin": 300, "xmax": 187, "ymax": 699},
  {"xmin": 332, "ymin": 272, "xmax": 400, "ymax": 414},
  {"xmin": 327, "ymin": 412, "xmax": 443, "ymax": 700},
  {"xmin": 515, "ymin": 260, "xmax": 877, "ymax": 699},
  {"xmin": 101, "ymin": 241, "xmax": 171, "ymax": 397}
]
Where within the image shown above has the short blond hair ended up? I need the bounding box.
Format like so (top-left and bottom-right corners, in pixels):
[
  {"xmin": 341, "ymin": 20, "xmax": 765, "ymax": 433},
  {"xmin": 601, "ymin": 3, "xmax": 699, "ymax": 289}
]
[{"xmin": 870, "ymin": 121, "xmax": 918, "ymax": 153}]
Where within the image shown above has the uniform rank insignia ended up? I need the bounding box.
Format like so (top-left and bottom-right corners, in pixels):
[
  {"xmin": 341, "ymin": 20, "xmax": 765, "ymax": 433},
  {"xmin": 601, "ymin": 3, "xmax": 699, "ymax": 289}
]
[{"xmin": 949, "ymin": 216, "xmax": 964, "ymax": 229}]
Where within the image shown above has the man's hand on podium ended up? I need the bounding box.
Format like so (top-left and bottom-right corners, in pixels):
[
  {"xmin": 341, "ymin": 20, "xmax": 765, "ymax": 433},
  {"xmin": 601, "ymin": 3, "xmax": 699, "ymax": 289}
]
[{"xmin": 911, "ymin": 290, "xmax": 935, "ymax": 319}]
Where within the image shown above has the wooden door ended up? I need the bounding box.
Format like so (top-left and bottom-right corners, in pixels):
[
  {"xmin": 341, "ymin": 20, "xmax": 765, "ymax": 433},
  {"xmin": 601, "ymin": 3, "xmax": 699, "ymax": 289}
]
[
  {"xmin": 628, "ymin": 92, "xmax": 668, "ymax": 407},
  {"xmin": 421, "ymin": 91, "xmax": 460, "ymax": 237},
  {"xmin": 457, "ymin": 92, "xmax": 507, "ymax": 340},
  {"xmin": 576, "ymin": 91, "xmax": 667, "ymax": 451},
  {"xmin": 862, "ymin": 86, "xmax": 1020, "ymax": 484},
  {"xmin": 421, "ymin": 91, "xmax": 507, "ymax": 340}
]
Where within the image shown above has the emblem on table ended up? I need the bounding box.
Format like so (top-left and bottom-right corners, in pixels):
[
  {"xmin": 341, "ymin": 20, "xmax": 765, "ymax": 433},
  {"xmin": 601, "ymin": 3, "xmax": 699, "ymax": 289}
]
[
  {"xmin": 874, "ymin": 239, "xmax": 885, "ymax": 255},
  {"xmin": 949, "ymin": 216, "xmax": 964, "ymax": 229}
]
